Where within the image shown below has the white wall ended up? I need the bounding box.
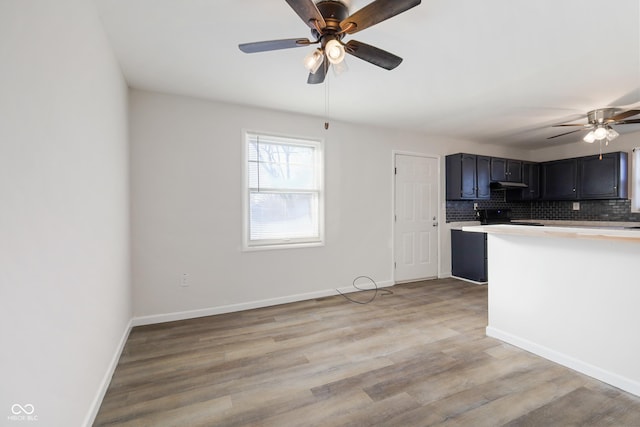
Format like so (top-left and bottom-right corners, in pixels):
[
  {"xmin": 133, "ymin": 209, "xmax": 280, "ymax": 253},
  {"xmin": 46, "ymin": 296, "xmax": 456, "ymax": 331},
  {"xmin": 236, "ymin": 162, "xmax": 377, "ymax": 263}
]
[
  {"xmin": 486, "ymin": 232, "xmax": 640, "ymax": 396},
  {"xmin": 130, "ymin": 89, "xmax": 529, "ymax": 320},
  {"xmin": 0, "ymin": 1, "xmax": 130, "ymax": 426}
]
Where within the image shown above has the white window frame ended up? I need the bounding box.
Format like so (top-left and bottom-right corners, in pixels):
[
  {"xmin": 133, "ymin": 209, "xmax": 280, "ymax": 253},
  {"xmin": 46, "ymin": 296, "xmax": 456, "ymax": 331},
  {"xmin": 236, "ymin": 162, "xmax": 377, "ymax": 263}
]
[
  {"xmin": 242, "ymin": 130, "xmax": 324, "ymax": 250},
  {"xmin": 632, "ymin": 148, "xmax": 640, "ymax": 212}
]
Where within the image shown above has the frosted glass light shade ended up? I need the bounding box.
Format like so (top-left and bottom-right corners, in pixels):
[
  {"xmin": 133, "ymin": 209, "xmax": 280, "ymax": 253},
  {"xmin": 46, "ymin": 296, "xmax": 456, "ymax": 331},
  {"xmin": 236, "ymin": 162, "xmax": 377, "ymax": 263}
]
[
  {"xmin": 332, "ymin": 57, "xmax": 348, "ymax": 76},
  {"xmin": 594, "ymin": 126, "xmax": 608, "ymax": 140},
  {"xmin": 303, "ymin": 49, "xmax": 324, "ymax": 74},
  {"xmin": 325, "ymin": 39, "xmax": 345, "ymax": 64},
  {"xmin": 583, "ymin": 131, "xmax": 596, "ymax": 143}
]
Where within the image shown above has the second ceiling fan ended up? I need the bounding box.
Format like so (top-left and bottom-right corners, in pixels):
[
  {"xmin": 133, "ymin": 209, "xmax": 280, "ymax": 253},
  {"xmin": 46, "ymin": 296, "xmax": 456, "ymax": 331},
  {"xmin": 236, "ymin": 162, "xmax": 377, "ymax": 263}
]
[
  {"xmin": 548, "ymin": 107, "xmax": 640, "ymax": 144},
  {"xmin": 239, "ymin": 0, "xmax": 421, "ymax": 84}
]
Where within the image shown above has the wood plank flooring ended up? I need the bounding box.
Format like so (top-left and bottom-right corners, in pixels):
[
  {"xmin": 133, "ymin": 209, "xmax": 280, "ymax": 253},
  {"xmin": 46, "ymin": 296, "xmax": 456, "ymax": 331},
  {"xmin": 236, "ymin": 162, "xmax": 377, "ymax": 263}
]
[{"xmin": 94, "ymin": 278, "xmax": 640, "ymax": 426}]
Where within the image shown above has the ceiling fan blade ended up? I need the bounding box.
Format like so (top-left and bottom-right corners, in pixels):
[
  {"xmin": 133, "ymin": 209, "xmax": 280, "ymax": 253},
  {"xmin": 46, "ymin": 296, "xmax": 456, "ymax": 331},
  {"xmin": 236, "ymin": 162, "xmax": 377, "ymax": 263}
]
[
  {"xmin": 547, "ymin": 129, "xmax": 585, "ymax": 140},
  {"xmin": 609, "ymin": 109, "xmax": 640, "ymax": 122},
  {"xmin": 614, "ymin": 119, "xmax": 640, "ymax": 125},
  {"xmin": 285, "ymin": 0, "xmax": 326, "ymax": 31},
  {"xmin": 239, "ymin": 38, "xmax": 311, "ymax": 53},
  {"xmin": 340, "ymin": 0, "xmax": 421, "ymax": 34},
  {"xmin": 307, "ymin": 60, "xmax": 328, "ymax": 84},
  {"xmin": 345, "ymin": 40, "xmax": 402, "ymax": 70},
  {"xmin": 551, "ymin": 123, "xmax": 593, "ymax": 129}
]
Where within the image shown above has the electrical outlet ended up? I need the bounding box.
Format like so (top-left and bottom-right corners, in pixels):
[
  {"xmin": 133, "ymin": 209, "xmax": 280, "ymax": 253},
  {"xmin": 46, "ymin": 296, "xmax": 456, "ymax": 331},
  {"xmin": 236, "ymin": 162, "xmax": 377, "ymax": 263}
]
[
  {"xmin": 572, "ymin": 202, "xmax": 580, "ymax": 211},
  {"xmin": 473, "ymin": 203, "xmax": 478, "ymax": 211},
  {"xmin": 180, "ymin": 273, "xmax": 189, "ymax": 287}
]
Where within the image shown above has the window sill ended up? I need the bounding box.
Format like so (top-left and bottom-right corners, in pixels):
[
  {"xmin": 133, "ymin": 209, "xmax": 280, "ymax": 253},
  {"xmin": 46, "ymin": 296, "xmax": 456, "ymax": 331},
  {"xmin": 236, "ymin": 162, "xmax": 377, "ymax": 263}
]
[{"xmin": 243, "ymin": 241, "xmax": 325, "ymax": 252}]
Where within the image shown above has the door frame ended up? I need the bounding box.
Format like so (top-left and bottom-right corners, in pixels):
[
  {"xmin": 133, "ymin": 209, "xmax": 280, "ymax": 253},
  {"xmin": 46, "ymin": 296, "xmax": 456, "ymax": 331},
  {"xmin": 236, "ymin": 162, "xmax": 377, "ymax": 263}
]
[{"xmin": 391, "ymin": 151, "xmax": 442, "ymax": 284}]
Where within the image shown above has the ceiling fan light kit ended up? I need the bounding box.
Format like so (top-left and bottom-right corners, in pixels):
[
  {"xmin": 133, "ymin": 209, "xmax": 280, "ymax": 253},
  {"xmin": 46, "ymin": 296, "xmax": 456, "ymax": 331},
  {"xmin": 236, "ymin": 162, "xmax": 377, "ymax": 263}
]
[
  {"xmin": 583, "ymin": 125, "xmax": 618, "ymax": 144},
  {"xmin": 239, "ymin": 0, "xmax": 422, "ymax": 84}
]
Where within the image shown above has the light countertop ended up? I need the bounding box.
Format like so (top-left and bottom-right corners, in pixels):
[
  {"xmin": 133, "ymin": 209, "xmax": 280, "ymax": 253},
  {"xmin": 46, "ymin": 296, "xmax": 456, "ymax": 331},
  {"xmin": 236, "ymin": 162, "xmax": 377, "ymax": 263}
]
[{"xmin": 462, "ymin": 223, "xmax": 640, "ymax": 242}]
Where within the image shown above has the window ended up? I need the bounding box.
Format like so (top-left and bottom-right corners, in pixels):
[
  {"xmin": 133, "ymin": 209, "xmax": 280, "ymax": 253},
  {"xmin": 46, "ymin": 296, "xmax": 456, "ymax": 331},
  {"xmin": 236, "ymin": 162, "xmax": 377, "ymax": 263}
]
[
  {"xmin": 244, "ymin": 131, "xmax": 324, "ymax": 249},
  {"xmin": 632, "ymin": 148, "xmax": 640, "ymax": 212}
]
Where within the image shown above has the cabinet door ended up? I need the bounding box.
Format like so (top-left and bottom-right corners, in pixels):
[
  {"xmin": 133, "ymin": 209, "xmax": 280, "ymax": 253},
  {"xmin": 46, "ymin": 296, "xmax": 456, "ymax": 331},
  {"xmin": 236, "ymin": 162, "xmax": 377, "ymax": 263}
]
[
  {"xmin": 446, "ymin": 153, "xmax": 482, "ymax": 200},
  {"xmin": 526, "ymin": 162, "xmax": 540, "ymax": 199},
  {"xmin": 460, "ymin": 154, "xmax": 478, "ymax": 199},
  {"xmin": 542, "ymin": 159, "xmax": 578, "ymax": 199},
  {"xmin": 490, "ymin": 157, "xmax": 507, "ymax": 181},
  {"xmin": 451, "ymin": 230, "xmax": 487, "ymax": 282},
  {"xmin": 476, "ymin": 155, "xmax": 491, "ymax": 199},
  {"xmin": 506, "ymin": 161, "xmax": 538, "ymax": 201},
  {"xmin": 506, "ymin": 160, "xmax": 522, "ymax": 182},
  {"xmin": 579, "ymin": 152, "xmax": 627, "ymax": 199},
  {"xmin": 490, "ymin": 158, "xmax": 522, "ymax": 182}
]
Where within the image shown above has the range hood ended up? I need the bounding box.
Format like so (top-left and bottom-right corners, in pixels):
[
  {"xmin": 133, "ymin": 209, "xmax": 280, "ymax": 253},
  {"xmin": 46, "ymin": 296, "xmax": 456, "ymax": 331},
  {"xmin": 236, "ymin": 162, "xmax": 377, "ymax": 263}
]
[{"xmin": 490, "ymin": 181, "xmax": 528, "ymax": 189}]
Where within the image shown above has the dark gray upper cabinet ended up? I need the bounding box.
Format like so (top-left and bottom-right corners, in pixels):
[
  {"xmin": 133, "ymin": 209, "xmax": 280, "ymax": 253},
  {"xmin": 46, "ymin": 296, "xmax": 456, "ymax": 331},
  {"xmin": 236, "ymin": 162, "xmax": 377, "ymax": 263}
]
[
  {"xmin": 448, "ymin": 151, "xmax": 627, "ymax": 202},
  {"xmin": 506, "ymin": 161, "xmax": 539, "ymax": 201},
  {"xmin": 541, "ymin": 158, "xmax": 578, "ymax": 200},
  {"xmin": 507, "ymin": 159, "xmax": 523, "ymax": 182},
  {"xmin": 476, "ymin": 155, "xmax": 491, "ymax": 199},
  {"xmin": 541, "ymin": 152, "xmax": 628, "ymax": 200},
  {"xmin": 523, "ymin": 161, "xmax": 540, "ymax": 199},
  {"xmin": 490, "ymin": 157, "xmax": 522, "ymax": 182},
  {"xmin": 446, "ymin": 153, "xmax": 490, "ymax": 200},
  {"xmin": 578, "ymin": 152, "xmax": 627, "ymax": 200}
]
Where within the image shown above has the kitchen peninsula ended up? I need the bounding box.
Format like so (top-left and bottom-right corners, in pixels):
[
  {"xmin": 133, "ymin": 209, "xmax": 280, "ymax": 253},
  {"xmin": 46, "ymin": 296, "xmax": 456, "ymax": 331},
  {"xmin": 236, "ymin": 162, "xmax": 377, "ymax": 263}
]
[{"xmin": 464, "ymin": 224, "xmax": 640, "ymax": 397}]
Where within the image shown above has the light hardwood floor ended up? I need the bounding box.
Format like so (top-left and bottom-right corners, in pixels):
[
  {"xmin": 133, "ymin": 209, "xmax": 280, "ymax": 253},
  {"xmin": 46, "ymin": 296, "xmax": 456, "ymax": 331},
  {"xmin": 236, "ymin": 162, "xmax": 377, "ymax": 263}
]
[{"xmin": 94, "ymin": 278, "xmax": 640, "ymax": 426}]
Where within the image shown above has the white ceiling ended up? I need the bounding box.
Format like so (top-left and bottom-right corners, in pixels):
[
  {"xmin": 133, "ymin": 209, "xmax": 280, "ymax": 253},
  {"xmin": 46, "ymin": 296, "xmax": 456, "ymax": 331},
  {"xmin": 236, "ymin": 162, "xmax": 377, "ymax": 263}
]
[{"xmin": 95, "ymin": 0, "xmax": 640, "ymax": 149}]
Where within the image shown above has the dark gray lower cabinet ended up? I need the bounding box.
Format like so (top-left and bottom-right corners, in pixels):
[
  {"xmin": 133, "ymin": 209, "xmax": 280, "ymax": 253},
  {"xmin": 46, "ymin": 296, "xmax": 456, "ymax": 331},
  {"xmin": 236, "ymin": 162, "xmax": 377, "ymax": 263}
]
[{"xmin": 451, "ymin": 230, "xmax": 487, "ymax": 283}]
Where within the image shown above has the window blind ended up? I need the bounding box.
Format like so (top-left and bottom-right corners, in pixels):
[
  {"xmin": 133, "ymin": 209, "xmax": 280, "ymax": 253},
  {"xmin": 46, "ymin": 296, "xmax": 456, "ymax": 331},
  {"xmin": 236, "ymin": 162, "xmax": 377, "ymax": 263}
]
[{"xmin": 245, "ymin": 132, "xmax": 323, "ymax": 246}]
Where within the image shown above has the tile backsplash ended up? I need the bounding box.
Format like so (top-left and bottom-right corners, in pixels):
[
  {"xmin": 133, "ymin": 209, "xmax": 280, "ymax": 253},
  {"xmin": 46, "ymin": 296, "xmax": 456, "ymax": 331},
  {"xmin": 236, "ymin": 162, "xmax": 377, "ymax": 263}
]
[
  {"xmin": 445, "ymin": 190, "xmax": 530, "ymax": 222},
  {"xmin": 531, "ymin": 199, "xmax": 640, "ymax": 222},
  {"xmin": 446, "ymin": 191, "xmax": 640, "ymax": 223}
]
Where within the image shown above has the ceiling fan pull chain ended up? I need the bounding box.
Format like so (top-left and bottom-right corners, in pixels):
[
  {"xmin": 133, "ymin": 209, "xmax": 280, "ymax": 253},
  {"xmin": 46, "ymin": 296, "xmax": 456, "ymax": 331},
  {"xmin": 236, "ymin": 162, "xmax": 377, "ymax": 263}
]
[
  {"xmin": 599, "ymin": 140, "xmax": 603, "ymax": 160},
  {"xmin": 324, "ymin": 73, "xmax": 330, "ymax": 130}
]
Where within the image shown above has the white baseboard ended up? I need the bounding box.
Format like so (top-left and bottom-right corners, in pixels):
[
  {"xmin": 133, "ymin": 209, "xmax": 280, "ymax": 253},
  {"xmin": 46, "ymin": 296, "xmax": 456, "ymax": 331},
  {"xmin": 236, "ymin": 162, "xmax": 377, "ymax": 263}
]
[
  {"xmin": 486, "ymin": 326, "xmax": 640, "ymax": 397},
  {"xmin": 83, "ymin": 318, "xmax": 132, "ymax": 427},
  {"xmin": 132, "ymin": 280, "xmax": 394, "ymax": 327},
  {"xmin": 451, "ymin": 275, "xmax": 488, "ymax": 285},
  {"xmin": 82, "ymin": 282, "xmax": 392, "ymax": 425}
]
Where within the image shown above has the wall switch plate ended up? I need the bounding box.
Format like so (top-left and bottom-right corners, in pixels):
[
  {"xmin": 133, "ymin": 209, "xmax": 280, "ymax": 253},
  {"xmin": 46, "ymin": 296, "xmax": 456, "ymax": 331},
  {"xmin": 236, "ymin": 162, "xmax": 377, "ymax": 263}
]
[
  {"xmin": 573, "ymin": 202, "xmax": 580, "ymax": 211},
  {"xmin": 180, "ymin": 273, "xmax": 189, "ymax": 287}
]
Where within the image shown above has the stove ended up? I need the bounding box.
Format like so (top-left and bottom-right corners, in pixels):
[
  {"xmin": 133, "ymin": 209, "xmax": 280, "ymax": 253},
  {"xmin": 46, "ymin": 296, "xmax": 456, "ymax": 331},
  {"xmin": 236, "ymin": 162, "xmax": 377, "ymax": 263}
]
[{"xmin": 477, "ymin": 208, "xmax": 544, "ymax": 226}]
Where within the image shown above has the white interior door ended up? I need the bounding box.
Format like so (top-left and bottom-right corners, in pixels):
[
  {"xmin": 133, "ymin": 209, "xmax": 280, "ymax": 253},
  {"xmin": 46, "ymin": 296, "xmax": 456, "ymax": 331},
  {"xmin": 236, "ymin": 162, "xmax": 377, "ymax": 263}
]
[{"xmin": 394, "ymin": 154, "xmax": 439, "ymax": 282}]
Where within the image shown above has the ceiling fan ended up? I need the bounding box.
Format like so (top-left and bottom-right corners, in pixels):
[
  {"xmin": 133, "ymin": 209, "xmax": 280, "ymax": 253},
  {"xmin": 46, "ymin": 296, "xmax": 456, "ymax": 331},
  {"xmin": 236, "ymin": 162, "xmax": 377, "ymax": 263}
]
[
  {"xmin": 548, "ymin": 107, "xmax": 640, "ymax": 144},
  {"xmin": 238, "ymin": 0, "xmax": 421, "ymax": 84}
]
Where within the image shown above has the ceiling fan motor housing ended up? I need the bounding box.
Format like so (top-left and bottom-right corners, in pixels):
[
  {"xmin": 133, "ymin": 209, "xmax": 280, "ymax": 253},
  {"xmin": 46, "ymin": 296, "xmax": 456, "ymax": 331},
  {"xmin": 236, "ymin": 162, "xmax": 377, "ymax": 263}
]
[
  {"xmin": 311, "ymin": 1, "xmax": 350, "ymax": 50},
  {"xmin": 588, "ymin": 108, "xmax": 617, "ymax": 124},
  {"xmin": 316, "ymin": 1, "xmax": 349, "ymax": 27}
]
